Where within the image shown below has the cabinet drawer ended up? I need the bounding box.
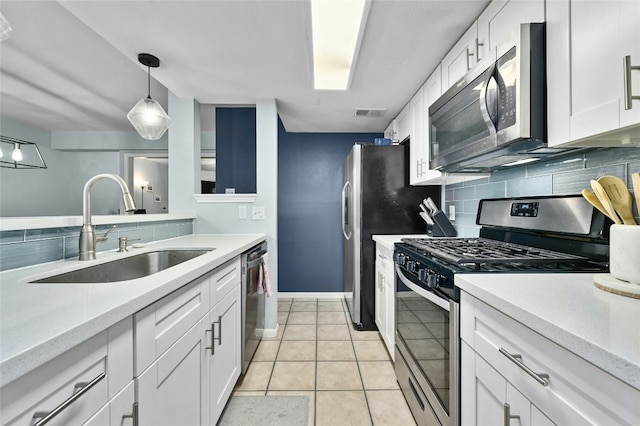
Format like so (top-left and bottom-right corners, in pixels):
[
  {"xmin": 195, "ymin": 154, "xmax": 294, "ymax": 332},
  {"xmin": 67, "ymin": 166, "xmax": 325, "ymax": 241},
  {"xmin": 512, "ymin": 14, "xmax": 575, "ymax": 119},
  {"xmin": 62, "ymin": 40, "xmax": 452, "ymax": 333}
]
[
  {"xmin": 135, "ymin": 274, "xmax": 210, "ymax": 375},
  {"xmin": 210, "ymin": 257, "xmax": 240, "ymax": 307},
  {"xmin": 1, "ymin": 318, "xmax": 132, "ymax": 426},
  {"xmin": 461, "ymin": 293, "xmax": 639, "ymax": 425}
]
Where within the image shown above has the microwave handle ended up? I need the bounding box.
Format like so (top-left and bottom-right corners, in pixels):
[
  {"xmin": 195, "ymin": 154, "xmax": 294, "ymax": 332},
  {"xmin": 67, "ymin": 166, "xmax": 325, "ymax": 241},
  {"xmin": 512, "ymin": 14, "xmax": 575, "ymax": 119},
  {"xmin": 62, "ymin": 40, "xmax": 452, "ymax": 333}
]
[{"xmin": 479, "ymin": 65, "xmax": 497, "ymax": 135}]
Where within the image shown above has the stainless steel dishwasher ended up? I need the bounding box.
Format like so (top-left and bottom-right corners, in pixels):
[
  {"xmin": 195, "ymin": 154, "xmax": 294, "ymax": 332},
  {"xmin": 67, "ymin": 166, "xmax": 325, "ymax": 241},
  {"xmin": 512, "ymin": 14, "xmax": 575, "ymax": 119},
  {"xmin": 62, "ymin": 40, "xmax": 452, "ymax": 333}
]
[{"xmin": 240, "ymin": 241, "xmax": 267, "ymax": 374}]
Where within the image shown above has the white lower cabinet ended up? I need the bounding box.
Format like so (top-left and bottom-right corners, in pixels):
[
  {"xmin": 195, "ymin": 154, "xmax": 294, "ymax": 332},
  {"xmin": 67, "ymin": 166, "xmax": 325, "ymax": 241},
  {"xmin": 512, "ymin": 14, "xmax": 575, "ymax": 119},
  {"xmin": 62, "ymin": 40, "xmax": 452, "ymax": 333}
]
[
  {"xmin": 84, "ymin": 381, "xmax": 136, "ymax": 426},
  {"xmin": 134, "ymin": 256, "xmax": 242, "ymax": 425},
  {"xmin": 0, "ymin": 317, "xmax": 133, "ymax": 426},
  {"xmin": 374, "ymin": 243, "xmax": 395, "ymax": 360},
  {"xmin": 208, "ymin": 284, "xmax": 242, "ymax": 422},
  {"xmin": 461, "ymin": 292, "xmax": 640, "ymax": 425},
  {"xmin": 137, "ymin": 316, "xmax": 210, "ymax": 426}
]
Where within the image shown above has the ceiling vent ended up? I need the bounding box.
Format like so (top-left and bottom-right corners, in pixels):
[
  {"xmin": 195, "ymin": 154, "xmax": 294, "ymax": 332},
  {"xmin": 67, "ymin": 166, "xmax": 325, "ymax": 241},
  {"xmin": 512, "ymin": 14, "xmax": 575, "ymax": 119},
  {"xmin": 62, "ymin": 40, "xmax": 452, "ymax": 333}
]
[{"xmin": 353, "ymin": 108, "xmax": 386, "ymax": 118}]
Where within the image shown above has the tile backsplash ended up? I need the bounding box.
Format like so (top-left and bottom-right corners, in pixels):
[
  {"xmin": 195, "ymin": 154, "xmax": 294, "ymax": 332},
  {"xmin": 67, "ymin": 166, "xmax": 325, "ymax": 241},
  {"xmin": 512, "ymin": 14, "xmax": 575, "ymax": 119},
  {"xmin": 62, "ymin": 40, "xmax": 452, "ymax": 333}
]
[
  {"xmin": 0, "ymin": 219, "xmax": 194, "ymax": 271},
  {"xmin": 445, "ymin": 147, "xmax": 640, "ymax": 237}
]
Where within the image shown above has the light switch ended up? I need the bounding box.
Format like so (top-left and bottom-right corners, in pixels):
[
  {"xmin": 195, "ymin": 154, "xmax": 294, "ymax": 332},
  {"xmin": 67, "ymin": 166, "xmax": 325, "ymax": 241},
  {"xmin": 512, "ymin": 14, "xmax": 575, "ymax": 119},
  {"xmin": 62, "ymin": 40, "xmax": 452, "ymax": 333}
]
[
  {"xmin": 238, "ymin": 206, "xmax": 247, "ymax": 220},
  {"xmin": 251, "ymin": 206, "xmax": 265, "ymax": 220},
  {"xmin": 449, "ymin": 205, "xmax": 456, "ymax": 221}
]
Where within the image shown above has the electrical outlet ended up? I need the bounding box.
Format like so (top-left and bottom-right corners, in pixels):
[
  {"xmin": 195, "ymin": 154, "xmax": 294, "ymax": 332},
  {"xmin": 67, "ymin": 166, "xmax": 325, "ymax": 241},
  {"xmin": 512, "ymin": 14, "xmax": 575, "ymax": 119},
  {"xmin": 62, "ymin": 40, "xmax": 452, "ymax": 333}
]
[
  {"xmin": 449, "ymin": 205, "xmax": 456, "ymax": 221},
  {"xmin": 225, "ymin": 188, "xmax": 236, "ymax": 194},
  {"xmin": 238, "ymin": 206, "xmax": 247, "ymax": 220},
  {"xmin": 251, "ymin": 206, "xmax": 265, "ymax": 220}
]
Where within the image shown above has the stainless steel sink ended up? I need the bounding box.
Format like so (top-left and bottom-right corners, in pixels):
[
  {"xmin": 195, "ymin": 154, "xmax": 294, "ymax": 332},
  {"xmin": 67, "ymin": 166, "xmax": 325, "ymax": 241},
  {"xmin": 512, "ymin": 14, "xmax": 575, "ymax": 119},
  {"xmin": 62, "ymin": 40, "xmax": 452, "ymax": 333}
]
[{"xmin": 30, "ymin": 249, "xmax": 214, "ymax": 283}]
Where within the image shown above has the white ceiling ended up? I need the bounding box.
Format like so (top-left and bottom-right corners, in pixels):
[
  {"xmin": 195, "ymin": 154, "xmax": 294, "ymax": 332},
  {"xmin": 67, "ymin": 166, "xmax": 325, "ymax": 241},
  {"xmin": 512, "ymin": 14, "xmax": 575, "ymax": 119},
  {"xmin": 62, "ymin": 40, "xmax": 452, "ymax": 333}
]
[{"xmin": 0, "ymin": 0, "xmax": 490, "ymax": 134}]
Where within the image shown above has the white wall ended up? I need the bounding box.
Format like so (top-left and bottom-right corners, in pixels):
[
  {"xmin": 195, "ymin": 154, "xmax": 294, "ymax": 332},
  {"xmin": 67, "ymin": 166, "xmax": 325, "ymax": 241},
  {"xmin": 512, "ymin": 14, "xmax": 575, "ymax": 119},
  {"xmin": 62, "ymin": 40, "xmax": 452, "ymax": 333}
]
[
  {"xmin": 168, "ymin": 95, "xmax": 279, "ymax": 331},
  {"xmin": 0, "ymin": 117, "xmax": 122, "ymax": 217}
]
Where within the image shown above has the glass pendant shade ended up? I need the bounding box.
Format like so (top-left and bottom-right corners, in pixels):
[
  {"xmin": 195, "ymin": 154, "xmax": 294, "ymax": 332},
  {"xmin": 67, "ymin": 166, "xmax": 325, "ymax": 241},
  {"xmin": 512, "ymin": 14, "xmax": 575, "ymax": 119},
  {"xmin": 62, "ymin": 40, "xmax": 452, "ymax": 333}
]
[{"xmin": 127, "ymin": 97, "xmax": 171, "ymax": 140}]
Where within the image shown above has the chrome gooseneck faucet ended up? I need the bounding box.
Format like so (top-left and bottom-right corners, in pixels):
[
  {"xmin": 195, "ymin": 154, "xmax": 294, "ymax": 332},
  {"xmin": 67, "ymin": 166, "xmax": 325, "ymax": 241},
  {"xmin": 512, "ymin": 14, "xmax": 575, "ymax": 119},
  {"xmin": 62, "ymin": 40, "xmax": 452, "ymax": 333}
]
[{"xmin": 79, "ymin": 174, "xmax": 137, "ymax": 260}]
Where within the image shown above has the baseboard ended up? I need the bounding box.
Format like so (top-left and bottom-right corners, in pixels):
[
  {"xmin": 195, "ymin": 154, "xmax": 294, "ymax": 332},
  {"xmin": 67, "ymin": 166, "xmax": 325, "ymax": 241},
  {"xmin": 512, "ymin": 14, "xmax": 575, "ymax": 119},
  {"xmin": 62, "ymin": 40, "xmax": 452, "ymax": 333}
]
[
  {"xmin": 278, "ymin": 292, "xmax": 345, "ymax": 299},
  {"xmin": 257, "ymin": 323, "xmax": 279, "ymax": 338}
]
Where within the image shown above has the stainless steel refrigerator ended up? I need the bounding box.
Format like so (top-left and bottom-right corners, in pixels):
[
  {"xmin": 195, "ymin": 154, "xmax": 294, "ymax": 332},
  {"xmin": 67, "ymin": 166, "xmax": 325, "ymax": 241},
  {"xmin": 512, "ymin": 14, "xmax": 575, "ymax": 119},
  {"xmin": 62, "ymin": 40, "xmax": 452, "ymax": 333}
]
[{"xmin": 342, "ymin": 143, "xmax": 440, "ymax": 330}]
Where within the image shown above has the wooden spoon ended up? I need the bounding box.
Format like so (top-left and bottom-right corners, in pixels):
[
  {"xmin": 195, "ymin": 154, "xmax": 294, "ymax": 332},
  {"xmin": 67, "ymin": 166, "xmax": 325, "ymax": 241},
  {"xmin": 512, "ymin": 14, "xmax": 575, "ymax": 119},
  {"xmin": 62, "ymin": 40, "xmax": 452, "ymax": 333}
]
[
  {"xmin": 590, "ymin": 180, "xmax": 622, "ymax": 224},
  {"xmin": 581, "ymin": 189, "xmax": 614, "ymax": 219},
  {"xmin": 597, "ymin": 175, "xmax": 637, "ymax": 225}
]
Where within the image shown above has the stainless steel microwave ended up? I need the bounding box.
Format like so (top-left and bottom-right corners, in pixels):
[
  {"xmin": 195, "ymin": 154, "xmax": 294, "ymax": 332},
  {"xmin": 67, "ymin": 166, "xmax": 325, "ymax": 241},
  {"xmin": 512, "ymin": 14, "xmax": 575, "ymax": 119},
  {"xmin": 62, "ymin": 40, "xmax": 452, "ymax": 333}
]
[{"xmin": 429, "ymin": 23, "xmax": 570, "ymax": 172}]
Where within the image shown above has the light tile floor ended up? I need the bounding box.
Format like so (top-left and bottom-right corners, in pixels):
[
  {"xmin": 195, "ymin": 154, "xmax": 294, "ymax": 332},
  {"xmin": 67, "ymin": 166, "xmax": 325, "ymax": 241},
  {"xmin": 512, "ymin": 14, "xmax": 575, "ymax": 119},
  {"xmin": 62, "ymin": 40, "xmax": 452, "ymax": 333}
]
[{"xmin": 232, "ymin": 298, "xmax": 417, "ymax": 426}]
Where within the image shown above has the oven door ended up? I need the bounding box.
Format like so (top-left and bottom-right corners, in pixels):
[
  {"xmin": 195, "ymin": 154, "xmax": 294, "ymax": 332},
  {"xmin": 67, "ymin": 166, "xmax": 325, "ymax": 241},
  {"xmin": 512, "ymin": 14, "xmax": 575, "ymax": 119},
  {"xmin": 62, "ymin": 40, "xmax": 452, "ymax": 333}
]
[{"xmin": 395, "ymin": 265, "xmax": 459, "ymax": 426}]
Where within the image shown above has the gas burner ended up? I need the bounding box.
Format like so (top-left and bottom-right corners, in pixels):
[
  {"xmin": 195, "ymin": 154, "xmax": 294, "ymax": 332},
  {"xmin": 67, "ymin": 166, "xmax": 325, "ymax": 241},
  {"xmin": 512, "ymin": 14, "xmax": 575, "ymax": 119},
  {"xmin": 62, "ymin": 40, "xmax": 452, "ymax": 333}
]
[{"xmin": 401, "ymin": 237, "xmax": 588, "ymax": 266}]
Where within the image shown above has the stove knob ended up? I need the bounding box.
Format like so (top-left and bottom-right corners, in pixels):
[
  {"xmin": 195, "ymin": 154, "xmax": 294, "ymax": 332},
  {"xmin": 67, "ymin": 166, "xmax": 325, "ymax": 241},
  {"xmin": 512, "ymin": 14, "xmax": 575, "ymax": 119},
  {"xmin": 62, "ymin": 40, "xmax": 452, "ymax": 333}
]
[
  {"xmin": 395, "ymin": 253, "xmax": 406, "ymax": 266},
  {"xmin": 406, "ymin": 260, "xmax": 415, "ymax": 271},
  {"xmin": 418, "ymin": 269, "xmax": 428, "ymax": 281},
  {"xmin": 427, "ymin": 274, "xmax": 438, "ymax": 288},
  {"xmin": 411, "ymin": 261, "xmax": 421, "ymax": 273}
]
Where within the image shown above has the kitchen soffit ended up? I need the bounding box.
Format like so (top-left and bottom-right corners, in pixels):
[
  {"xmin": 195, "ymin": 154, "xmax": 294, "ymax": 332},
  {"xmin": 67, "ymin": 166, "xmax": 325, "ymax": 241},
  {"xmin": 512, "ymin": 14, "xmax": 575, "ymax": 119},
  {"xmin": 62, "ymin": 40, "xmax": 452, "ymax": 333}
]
[{"xmin": 0, "ymin": 0, "xmax": 489, "ymax": 134}]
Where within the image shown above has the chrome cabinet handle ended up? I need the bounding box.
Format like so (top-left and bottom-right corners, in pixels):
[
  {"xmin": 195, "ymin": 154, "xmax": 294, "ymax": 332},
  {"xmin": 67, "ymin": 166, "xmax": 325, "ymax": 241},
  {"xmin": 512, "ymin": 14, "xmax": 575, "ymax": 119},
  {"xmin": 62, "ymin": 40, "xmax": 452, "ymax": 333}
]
[
  {"xmin": 466, "ymin": 48, "xmax": 474, "ymax": 71},
  {"xmin": 503, "ymin": 403, "xmax": 520, "ymax": 426},
  {"xmin": 122, "ymin": 402, "xmax": 139, "ymax": 426},
  {"xmin": 206, "ymin": 316, "xmax": 223, "ymax": 355},
  {"xmin": 476, "ymin": 38, "xmax": 484, "ymax": 63},
  {"xmin": 499, "ymin": 348, "xmax": 549, "ymax": 386},
  {"xmin": 624, "ymin": 55, "xmax": 640, "ymax": 110},
  {"xmin": 32, "ymin": 372, "xmax": 106, "ymax": 426}
]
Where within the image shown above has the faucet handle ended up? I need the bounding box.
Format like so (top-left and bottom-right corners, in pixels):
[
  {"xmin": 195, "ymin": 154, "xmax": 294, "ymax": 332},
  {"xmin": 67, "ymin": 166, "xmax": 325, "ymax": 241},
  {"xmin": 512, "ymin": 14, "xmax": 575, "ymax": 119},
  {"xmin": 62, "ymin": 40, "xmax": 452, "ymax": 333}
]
[{"xmin": 96, "ymin": 225, "xmax": 117, "ymax": 244}]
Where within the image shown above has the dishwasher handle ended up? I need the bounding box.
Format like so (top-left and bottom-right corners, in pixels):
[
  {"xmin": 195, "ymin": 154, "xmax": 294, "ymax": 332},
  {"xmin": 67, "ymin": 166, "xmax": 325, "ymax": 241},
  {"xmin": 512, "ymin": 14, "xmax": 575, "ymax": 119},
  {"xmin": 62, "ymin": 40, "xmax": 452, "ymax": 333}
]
[{"xmin": 246, "ymin": 254, "xmax": 266, "ymax": 270}]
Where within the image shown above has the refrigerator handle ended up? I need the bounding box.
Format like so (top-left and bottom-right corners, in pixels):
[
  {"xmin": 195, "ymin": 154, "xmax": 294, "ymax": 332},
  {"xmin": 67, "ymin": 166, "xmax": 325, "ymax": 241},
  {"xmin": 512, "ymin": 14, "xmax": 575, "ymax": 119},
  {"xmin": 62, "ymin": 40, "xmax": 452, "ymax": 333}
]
[{"xmin": 342, "ymin": 181, "xmax": 352, "ymax": 240}]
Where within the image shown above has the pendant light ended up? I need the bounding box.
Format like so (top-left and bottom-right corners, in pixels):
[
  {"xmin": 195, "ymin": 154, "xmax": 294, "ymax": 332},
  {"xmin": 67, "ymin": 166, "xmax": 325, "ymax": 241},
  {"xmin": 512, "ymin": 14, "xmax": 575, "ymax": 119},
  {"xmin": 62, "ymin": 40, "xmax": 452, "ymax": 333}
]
[{"xmin": 127, "ymin": 53, "xmax": 171, "ymax": 140}]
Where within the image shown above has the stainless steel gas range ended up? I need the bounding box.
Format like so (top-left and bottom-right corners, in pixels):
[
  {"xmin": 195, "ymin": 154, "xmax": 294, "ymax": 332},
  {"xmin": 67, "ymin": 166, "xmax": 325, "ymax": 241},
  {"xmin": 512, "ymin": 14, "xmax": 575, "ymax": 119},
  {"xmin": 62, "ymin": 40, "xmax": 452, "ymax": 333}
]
[{"xmin": 393, "ymin": 195, "xmax": 610, "ymax": 426}]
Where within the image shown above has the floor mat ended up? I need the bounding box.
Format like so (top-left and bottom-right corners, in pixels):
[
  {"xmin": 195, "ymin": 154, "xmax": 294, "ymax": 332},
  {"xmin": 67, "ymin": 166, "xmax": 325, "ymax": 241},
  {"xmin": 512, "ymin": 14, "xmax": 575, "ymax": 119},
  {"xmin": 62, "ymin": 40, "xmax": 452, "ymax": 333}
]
[{"xmin": 217, "ymin": 395, "xmax": 309, "ymax": 426}]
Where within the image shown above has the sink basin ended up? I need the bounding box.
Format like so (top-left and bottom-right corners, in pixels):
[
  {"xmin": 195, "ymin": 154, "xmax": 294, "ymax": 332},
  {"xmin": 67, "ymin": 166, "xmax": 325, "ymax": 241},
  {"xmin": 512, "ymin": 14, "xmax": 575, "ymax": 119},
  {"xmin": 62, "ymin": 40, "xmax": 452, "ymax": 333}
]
[{"xmin": 30, "ymin": 249, "xmax": 214, "ymax": 283}]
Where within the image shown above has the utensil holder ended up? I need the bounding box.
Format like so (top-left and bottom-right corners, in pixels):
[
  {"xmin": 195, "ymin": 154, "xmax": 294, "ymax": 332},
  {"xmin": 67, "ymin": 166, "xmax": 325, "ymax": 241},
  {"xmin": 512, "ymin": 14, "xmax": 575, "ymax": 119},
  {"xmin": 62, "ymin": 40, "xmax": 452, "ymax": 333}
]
[{"xmin": 610, "ymin": 224, "xmax": 640, "ymax": 284}]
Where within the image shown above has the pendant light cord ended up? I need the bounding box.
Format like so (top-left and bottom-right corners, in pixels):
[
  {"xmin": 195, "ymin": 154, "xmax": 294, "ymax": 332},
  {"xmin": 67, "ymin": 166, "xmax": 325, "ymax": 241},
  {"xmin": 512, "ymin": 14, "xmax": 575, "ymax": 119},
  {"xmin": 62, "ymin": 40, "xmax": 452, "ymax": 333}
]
[{"xmin": 147, "ymin": 66, "xmax": 151, "ymax": 99}]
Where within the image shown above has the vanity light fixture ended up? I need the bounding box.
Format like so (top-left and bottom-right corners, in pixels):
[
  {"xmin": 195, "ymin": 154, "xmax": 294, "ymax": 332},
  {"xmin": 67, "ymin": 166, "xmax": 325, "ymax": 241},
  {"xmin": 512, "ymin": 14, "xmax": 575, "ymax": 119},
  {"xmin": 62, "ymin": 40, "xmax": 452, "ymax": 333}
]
[
  {"xmin": 127, "ymin": 53, "xmax": 171, "ymax": 141},
  {"xmin": 0, "ymin": 135, "xmax": 47, "ymax": 169},
  {"xmin": 311, "ymin": 0, "xmax": 370, "ymax": 90}
]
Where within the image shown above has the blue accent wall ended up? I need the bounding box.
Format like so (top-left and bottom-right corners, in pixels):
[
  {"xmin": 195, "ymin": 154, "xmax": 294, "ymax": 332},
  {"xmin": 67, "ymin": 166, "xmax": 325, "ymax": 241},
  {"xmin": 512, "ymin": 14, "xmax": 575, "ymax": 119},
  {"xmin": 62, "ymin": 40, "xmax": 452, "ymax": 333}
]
[
  {"xmin": 215, "ymin": 107, "xmax": 257, "ymax": 193},
  {"xmin": 277, "ymin": 119, "xmax": 382, "ymax": 292}
]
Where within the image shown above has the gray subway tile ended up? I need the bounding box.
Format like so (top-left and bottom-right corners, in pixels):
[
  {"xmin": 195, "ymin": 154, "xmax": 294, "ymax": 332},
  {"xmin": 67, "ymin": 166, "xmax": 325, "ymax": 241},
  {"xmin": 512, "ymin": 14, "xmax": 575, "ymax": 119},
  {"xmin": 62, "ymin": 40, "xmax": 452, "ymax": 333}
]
[
  {"xmin": 463, "ymin": 199, "xmax": 480, "ymax": 215},
  {"xmin": 475, "ymin": 181, "xmax": 506, "ymax": 200},
  {"xmin": 445, "ymin": 188, "xmax": 455, "ymax": 202},
  {"xmin": 506, "ymin": 175, "xmax": 552, "ymax": 197},
  {"xmin": 119, "ymin": 228, "xmax": 154, "ymax": 243},
  {"xmin": 0, "ymin": 230, "xmax": 25, "ymax": 244},
  {"xmin": 153, "ymin": 224, "xmax": 180, "ymax": 241},
  {"xmin": 525, "ymin": 153, "xmax": 585, "ymax": 178},
  {"xmin": 453, "ymin": 213, "xmax": 477, "ymax": 227},
  {"xmin": 178, "ymin": 222, "xmax": 194, "ymax": 236},
  {"xmin": 26, "ymin": 227, "xmax": 80, "ymax": 240},
  {"xmin": 490, "ymin": 166, "xmax": 526, "ymax": 182},
  {"xmin": 0, "ymin": 239, "xmax": 64, "ymax": 271},
  {"xmin": 552, "ymin": 164, "xmax": 625, "ymax": 195},
  {"xmin": 586, "ymin": 147, "xmax": 640, "ymax": 168},
  {"xmin": 453, "ymin": 186, "xmax": 475, "ymax": 201}
]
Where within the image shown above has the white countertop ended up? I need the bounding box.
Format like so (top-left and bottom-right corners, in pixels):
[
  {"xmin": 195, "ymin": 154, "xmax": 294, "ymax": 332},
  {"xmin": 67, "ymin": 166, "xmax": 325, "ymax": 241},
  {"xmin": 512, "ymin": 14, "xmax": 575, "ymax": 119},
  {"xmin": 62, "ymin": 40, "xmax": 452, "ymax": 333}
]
[
  {"xmin": 456, "ymin": 273, "xmax": 640, "ymax": 390},
  {"xmin": 0, "ymin": 213, "xmax": 196, "ymax": 231},
  {"xmin": 372, "ymin": 234, "xmax": 430, "ymax": 250},
  {"xmin": 0, "ymin": 233, "xmax": 266, "ymax": 387}
]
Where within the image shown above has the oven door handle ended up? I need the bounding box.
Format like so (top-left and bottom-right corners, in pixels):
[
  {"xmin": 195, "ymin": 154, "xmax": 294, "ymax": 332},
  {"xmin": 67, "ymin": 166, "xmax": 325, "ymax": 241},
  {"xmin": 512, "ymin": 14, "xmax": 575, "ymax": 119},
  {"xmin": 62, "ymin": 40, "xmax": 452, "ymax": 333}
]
[{"xmin": 395, "ymin": 265, "xmax": 450, "ymax": 311}]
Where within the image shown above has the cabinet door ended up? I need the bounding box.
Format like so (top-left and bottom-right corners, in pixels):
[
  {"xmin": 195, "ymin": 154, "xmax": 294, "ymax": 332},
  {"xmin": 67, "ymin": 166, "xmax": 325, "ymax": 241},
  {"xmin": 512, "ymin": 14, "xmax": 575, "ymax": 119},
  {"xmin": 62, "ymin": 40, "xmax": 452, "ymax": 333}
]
[
  {"xmin": 137, "ymin": 316, "xmax": 210, "ymax": 426},
  {"xmin": 209, "ymin": 284, "xmax": 242, "ymax": 424},
  {"xmin": 410, "ymin": 86, "xmax": 426, "ymax": 185},
  {"xmin": 384, "ymin": 121, "xmax": 396, "ymax": 140},
  {"xmin": 83, "ymin": 381, "xmax": 136, "ymax": 426},
  {"xmin": 548, "ymin": 0, "xmax": 640, "ymax": 145},
  {"xmin": 477, "ymin": 0, "xmax": 544, "ymax": 59},
  {"xmin": 441, "ymin": 22, "xmax": 478, "ymax": 90},
  {"xmin": 395, "ymin": 103, "xmax": 412, "ymax": 143},
  {"xmin": 374, "ymin": 257, "xmax": 385, "ymax": 332},
  {"xmin": 382, "ymin": 259, "xmax": 395, "ymax": 360},
  {"xmin": 135, "ymin": 274, "xmax": 210, "ymax": 375}
]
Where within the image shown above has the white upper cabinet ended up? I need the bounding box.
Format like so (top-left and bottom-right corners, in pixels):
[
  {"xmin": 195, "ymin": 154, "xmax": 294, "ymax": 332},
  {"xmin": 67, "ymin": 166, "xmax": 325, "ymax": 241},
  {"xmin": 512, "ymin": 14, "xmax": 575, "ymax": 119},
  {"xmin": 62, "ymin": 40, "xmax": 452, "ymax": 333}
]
[
  {"xmin": 477, "ymin": 0, "xmax": 544, "ymax": 57},
  {"xmin": 547, "ymin": 0, "xmax": 640, "ymax": 146},
  {"xmin": 395, "ymin": 103, "xmax": 412, "ymax": 144},
  {"xmin": 441, "ymin": 22, "xmax": 479, "ymax": 91},
  {"xmin": 409, "ymin": 85, "xmax": 426, "ymax": 185}
]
